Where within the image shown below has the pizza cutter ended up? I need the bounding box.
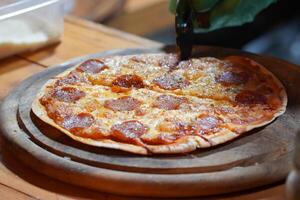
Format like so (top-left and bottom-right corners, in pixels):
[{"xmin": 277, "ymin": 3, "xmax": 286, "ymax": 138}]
[
  {"xmin": 175, "ymin": 0, "xmax": 276, "ymax": 60},
  {"xmin": 175, "ymin": 0, "xmax": 212, "ymax": 60},
  {"xmin": 175, "ymin": 0, "xmax": 194, "ymax": 60}
]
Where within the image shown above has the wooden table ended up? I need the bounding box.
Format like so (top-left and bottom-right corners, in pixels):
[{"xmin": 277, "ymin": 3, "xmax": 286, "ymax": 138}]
[{"xmin": 0, "ymin": 16, "xmax": 287, "ymax": 200}]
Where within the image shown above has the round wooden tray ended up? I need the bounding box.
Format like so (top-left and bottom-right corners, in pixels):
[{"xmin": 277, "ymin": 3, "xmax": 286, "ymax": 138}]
[{"xmin": 0, "ymin": 46, "xmax": 299, "ymax": 197}]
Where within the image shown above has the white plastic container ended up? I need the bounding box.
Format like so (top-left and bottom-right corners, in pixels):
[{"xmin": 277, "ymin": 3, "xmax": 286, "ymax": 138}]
[{"xmin": 0, "ymin": 0, "xmax": 64, "ymax": 59}]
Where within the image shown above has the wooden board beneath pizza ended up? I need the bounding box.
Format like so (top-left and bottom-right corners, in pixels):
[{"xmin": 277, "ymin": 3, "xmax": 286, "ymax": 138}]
[{"xmin": 0, "ymin": 46, "xmax": 299, "ymax": 197}]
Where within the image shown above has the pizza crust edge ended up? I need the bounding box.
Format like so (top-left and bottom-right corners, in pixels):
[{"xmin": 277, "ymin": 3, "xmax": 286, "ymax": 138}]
[{"xmin": 31, "ymin": 55, "xmax": 288, "ymax": 155}]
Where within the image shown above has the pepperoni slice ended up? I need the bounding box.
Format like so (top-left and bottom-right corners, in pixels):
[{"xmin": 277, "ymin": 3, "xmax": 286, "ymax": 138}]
[
  {"xmin": 193, "ymin": 116, "xmax": 222, "ymax": 135},
  {"xmin": 153, "ymin": 74, "xmax": 189, "ymax": 90},
  {"xmin": 52, "ymin": 87, "xmax": 85, "ymax": 102},
  {"xmin": 216, "ymin": 71, "xmax": 249, "ymax": 86},
  {"xmin": 62, "ymin": 113, "xmax": 94, "ymax": 130},
  {"xmin": 111, "ymin": 120, "xmax": 148, "ymax": 143},
  {"xmin": 56, "ymin": 71, "xmax": 88, "ymax": 86},
  {"xmin": 235, "ymin": 90, "xmax": 267, "ymax": 105},
  {"xmin": 104, "ymin": 96, "xmax": 141, "ymax": 111},
  {"xmin": 76, "ymin": 59, "xmax": 108, "ymax": 73},
  {"xmin": 112, "ymin": 75, "xmax": 144, "ymax": 88},
  {"xmin": 153, "ymin": 95, "xmax": 188, "ymax": 110}
]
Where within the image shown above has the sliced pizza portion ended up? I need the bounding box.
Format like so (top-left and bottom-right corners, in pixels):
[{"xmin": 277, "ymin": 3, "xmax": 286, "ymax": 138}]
[{"xmin": 32, "ymin": 53, "xmax": 287, "ymax": 155}]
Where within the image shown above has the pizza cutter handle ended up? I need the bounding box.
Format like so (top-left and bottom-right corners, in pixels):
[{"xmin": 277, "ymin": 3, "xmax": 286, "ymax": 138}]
[{"xmin": 175, "ymin": 0, "xmax": 194, "ymax": 60}]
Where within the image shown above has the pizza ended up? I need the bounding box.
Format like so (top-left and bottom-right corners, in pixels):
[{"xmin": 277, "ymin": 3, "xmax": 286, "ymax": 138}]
[{"xmin": 32, "ymin": 53, "xmax": 287, "ymax": 155}]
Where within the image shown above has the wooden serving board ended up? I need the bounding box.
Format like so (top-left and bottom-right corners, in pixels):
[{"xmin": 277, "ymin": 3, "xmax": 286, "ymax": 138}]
[{"xmin": 0, "ymin": 46, "xmax": 299, "ymax": 198}]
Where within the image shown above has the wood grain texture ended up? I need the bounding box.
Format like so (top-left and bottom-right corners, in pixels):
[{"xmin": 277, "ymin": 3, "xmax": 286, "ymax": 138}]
[
  {"xmin": 107, "ymin": 0, "xmax": 173, "ymax": 36},
  {"xmin": 0, "ymin": 151, "xmax": 287, "ymax": 200},
  {"xmin": 68, "ymin": 0, "xmax": 125, "ymax": 22},
  {"xmin": 0, "ymin": 150, "xmax": 113, "ymax": 200},
  {"xmin": 0, "ymin": 56, "xmax": 44, "ymax": 100},
  {"xmin": 0, "ymin": 16, "xmax": 291, "ymax": 199},
  {"xmin": 0, "ymin": 17, "xmax": 163, "ymax": 200},
  {"xmin": 0, "ymin": 46, "xmax": 298, "ymax": 197},
  {"xmin": 124, "ymin": 0, "xmax": 165, "ymax": 13},
  {"xmin": 0, "ymin": 183, "xmax": 34, "ymax": 200},
  {"xmin": 19, "ymin": 16, "xmax": 161, "ymax": 67}
]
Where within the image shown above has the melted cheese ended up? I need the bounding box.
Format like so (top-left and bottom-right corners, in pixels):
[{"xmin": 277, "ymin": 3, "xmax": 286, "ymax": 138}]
[{"xmin": 40, "ymin": 53, "xmax": 285, "ymax": 144}]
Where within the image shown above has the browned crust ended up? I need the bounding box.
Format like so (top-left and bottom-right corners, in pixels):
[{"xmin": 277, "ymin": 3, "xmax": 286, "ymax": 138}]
[
  {"xmin": 32, "ymin": 95, "xmax": 149, "ymax": 155},
  {"xmin": 31, "ymin": 54, "xmax": 287, "ymax": 155}
]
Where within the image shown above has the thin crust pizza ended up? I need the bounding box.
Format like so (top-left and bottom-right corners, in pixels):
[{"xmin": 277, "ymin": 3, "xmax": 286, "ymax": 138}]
[{"xmin": 32, "ymin": 53, "xmax": 287, "ymax": 155}]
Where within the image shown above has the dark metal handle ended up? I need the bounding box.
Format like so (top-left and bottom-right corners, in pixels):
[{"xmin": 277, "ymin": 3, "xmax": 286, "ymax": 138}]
[{"xmin": 175, "ymin": 0, "xmax": 193, "ymax": 60}]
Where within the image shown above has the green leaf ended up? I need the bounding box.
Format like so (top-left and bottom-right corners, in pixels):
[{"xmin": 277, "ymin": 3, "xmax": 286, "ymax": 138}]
[
  {"xmin": 169, "ymin": 0, "xmax": 221, "ymax": 13},
  {"xmin": 190, "ymin": 0, "xmax": 220, "ymax": 12},
  {"xmin": 169, "ymin": 0, "xmax": 177, "ymax": 14},
  {"xmin": 169, "ymin": 0, "xmax": 277, "ymax": 33},
  {"xmin": 194, "ymin": 0, "xmax": 277, "ymax": 33}
]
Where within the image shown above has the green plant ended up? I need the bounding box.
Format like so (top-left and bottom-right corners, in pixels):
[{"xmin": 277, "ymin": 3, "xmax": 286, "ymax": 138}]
[{"xmin": 170, "ymin": 0, "xmax": 277, "ymax": 33}]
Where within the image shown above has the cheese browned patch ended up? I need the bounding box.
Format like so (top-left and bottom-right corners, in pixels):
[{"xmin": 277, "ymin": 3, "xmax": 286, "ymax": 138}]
[{"xmin": 32, "ymin": 53, "xmax": 287, "ymax": 155}]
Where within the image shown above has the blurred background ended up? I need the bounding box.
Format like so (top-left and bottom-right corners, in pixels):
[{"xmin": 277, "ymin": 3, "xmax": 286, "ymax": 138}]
[{"xmin": 63, "ymin": 0, "xmax": 300, "ymax": 65}]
